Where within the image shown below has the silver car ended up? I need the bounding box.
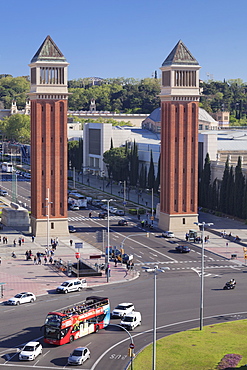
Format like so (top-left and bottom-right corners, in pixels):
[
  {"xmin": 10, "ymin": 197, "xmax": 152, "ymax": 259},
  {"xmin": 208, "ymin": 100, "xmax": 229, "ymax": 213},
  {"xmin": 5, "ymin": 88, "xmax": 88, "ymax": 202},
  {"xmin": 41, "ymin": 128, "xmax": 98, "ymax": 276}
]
[{"xmin": 68, "ymin": 347, "xmax": 90, "ymax": 365}]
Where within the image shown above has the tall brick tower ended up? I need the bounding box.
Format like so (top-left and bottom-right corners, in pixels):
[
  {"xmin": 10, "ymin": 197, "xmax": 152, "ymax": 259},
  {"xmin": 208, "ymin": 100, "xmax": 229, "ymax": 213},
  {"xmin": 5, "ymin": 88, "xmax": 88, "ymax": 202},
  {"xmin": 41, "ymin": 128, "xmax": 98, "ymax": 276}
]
[
  {"xmin": 159, "ymin": 41, "xmax": 201, "ymax": 232},
  {"xmin": 29, "ymin": 36, "xmax": 69, "ymax": 236}
]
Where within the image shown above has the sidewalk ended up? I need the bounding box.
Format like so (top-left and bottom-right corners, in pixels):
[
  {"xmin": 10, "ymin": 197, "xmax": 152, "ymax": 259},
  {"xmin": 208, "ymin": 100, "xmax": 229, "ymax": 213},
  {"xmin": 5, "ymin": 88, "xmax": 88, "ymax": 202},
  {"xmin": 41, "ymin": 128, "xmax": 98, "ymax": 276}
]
[
  {"xmin": 175, "ymin": 212, "xmax": 247, "ymax": 265},
  {"xmin": 0, "ymin": 229, "xmax": 138, "ymax": 303}
]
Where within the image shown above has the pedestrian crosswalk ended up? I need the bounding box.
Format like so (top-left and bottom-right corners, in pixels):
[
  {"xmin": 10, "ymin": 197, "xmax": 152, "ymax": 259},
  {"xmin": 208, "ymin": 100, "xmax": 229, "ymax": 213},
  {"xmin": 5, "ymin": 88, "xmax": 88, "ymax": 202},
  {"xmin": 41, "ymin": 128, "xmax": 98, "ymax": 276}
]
[{"xmin": 68, "ymin": 215, "xmax": 127, "ymax": 222}]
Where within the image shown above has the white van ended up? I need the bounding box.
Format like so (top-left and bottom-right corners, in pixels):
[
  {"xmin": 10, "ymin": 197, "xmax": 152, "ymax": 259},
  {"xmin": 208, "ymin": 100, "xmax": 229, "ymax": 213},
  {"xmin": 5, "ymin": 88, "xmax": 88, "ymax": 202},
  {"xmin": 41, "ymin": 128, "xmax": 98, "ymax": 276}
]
[
  {"xmin": 120, "ymin": 311, "xmax": 141, "ymax": 330},
  {"xmin": 56, "ymin": 279, "xmax": 87, "ymax": 294}
]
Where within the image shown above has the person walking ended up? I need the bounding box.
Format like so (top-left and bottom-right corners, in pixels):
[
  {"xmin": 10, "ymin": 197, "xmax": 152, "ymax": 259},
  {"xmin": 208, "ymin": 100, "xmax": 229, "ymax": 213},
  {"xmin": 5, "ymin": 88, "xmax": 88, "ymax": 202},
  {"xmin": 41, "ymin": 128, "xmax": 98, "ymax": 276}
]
[
  {"xmin": 33, "ymin": 255, "xmax": 37, "ymax": 264},
  {"xmin": 70, "ymin": 239, "xmax": 73, "ymax": 246},
  {"xmin": 44, "ymin": 255, "xmax": 47, "ymax": 264},
  {"xmin": 114, "ymin": 258, "xmax": 118, "ymax": 267}
]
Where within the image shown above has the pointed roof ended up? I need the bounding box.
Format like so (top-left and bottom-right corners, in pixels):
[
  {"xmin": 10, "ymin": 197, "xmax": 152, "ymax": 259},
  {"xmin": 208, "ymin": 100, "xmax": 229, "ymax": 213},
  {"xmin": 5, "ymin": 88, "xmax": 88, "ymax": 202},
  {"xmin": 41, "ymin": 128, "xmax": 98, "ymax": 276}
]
[
  {"xmin": 162, "ymin": 40, "xmax": 199, "ymax": 66},
  {"xmin": 31, "ymin": 35, "xmax": 67, "ymax": 63}
]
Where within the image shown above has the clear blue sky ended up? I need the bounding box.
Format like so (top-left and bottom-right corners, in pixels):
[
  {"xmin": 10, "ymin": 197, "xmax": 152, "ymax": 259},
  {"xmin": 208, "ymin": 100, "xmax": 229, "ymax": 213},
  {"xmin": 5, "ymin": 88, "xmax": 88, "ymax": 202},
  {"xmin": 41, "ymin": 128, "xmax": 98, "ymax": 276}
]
[{"xmin": 1, "ymin": 0, "xmax": 246, "ymax": 82}]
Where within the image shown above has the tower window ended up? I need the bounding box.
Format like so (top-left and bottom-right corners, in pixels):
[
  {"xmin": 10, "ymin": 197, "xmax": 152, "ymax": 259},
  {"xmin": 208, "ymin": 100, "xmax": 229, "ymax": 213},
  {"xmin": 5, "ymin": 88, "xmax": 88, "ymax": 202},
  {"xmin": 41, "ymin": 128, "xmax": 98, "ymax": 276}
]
[
  {"xmin": 51, "ymin": 222, "xmax": 54, "ymax": 229},
  {"xmin": 183, "ymin": 218, "xmax": 185, "ymax": 224}
]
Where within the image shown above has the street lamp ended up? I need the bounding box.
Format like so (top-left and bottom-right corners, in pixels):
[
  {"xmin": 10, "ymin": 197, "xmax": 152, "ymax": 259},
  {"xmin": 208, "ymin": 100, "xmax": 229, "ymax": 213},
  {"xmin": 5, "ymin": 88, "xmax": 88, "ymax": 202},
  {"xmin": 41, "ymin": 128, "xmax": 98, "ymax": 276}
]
[
  {"xmin": 142, "ymin": 265, "xmax": 170, "ymax": 370},
  {"xmin": 110, "ymin": 323, "xmax": 135, "ymax": 370},
  {"xmin": 194, "ymin": 221, "xmax": 213, "ymax": 330},
  {"xmin": 102, "ymin": 198, "xmax": 116, "ymax": 282}
]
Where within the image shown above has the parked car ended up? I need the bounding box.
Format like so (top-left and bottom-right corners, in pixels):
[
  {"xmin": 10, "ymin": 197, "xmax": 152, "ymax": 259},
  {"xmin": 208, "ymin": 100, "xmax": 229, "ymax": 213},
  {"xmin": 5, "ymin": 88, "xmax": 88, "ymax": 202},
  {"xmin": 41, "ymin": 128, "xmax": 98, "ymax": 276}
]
[
  {"xmin": 6, "ymin": 292, "xmax": 36, "ymax": 305},
  {"xmin": 19, "ymin": 341, "xmax": 42, "ymax": 361},
  {"xmin": 0, "ymin": 189, "xmax": 8, "ymax": 196},
  {"xmin": 109, "ymin": 207, "xmax": 118, "ymax": 214},
  {"xmin": 56, "ymin": 279, "xmax": 87, "ymax": 294},
  {"xmin": 115, "ymin": 209, "xmax": 125, "ymax": 216},
  {"xmin": 175, "ymin": 245, "xmax": 191, "ymax": 253},
  {"xmin": 99, "ymin": 211, "xmax": 107, "ymax": 219},
  {"xmin": 68, "ymin": 225, "xmax": 76, "ymax": 233},
  {"xmin": 120, "ymin": 311, "xmax": 141, "ymax": 330},
  {"xmin": 118, "ymin": 219, "xmax": 128, "ymax": 226},
  {"xmin": 162, "ymin": 231, "xmax": 175, "ymax": 238},
  {"xmin": 111, "ymin": 302, "xmax": 135, "ymax": 318},
  {"xmin": 68, "ymin": 347, "xmax": 90, "ymax": 365},
  {"xmin": 70, "ymin": 205, "xmax": 79, "ymax": 211}
]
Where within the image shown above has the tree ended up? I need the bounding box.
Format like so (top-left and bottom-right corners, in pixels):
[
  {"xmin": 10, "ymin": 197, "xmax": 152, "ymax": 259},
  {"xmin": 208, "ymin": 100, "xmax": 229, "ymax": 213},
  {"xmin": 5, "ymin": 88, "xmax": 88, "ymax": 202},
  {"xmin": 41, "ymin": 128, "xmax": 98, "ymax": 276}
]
[
  {"xmin": 147, "ymin": 150, "xmax": 155, "ymax": 189},
  {"xmin": 68, "ymin": 140, "xmax": 82, "ymax": 171},
  {"xmin": 154, "ymin": 154, "xmax": 160, "ymax": 193},
  {"xmin": 234, "ymin": 156, "xmax": 245, "ymax": 218},
  {"xmin": 0, "ymin": 114, "xmax": 30, "ymax": 143},
  {"xmin": 199, "ymin": 153, "xmax": 211, "ymax": 208},
  {"xmin": 219, "ymin": 157, "xmax": 229, "ymax": 213},
  {"xmin": 103, "ymin": 147, "xmax": 129, "ymax": 182},
  {"xmin": 129, "ymin": 140, "xmax": 139, "ymax": 186}
]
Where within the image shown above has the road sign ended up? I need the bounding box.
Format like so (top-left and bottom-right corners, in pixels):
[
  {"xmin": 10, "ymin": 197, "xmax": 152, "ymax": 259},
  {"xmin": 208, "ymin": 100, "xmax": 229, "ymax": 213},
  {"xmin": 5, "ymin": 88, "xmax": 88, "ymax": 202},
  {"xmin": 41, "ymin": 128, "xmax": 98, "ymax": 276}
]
[
  {"xmin": 75, "ymin": 242, "xmax": 83, "ymax": 249},
  {"xmin": 75, "ymin": 252, "xmax": 80, "ymax": 259},
  {"xmin": 129, "ymin": 343, "xmax": 135, "ymax": 349}
]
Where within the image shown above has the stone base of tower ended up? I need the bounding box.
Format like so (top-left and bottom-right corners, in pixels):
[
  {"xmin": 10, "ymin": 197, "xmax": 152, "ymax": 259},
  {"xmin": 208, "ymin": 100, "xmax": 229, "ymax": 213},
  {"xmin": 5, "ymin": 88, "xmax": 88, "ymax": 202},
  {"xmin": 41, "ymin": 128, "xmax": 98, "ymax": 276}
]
[
  {"xmin": 158, "ymin": 212, "xmax": 199, "ymax": 233},
  {"xmin": 31, "ymin": 216, "xmax": 69, "ymax": 237}
]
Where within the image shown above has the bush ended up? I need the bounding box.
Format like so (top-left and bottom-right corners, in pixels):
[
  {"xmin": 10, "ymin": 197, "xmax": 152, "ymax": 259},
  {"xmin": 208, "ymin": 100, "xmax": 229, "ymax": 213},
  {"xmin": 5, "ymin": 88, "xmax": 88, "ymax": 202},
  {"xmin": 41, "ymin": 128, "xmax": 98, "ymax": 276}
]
[{"xmin": 217, "ymin": 353, "xmax": 242, "ymax": 369}]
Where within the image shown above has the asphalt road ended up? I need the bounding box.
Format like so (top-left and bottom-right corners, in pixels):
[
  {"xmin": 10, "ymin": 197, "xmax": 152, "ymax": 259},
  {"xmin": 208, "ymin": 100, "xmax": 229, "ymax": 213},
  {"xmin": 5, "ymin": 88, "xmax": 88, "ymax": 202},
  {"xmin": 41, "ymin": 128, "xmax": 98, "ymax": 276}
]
[{"xmin": 0, "ymin": 181, "xmax": 246, "ymax": 369}]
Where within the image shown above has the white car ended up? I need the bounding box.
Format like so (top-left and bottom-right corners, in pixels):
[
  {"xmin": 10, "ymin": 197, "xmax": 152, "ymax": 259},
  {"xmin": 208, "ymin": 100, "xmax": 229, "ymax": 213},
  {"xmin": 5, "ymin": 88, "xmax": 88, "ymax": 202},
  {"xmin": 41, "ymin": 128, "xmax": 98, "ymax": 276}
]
[
  {"xmin": 56, "ymin": 279, "xmax": 87, "ymax": 294},
  {"xmin": 6, "ymin": 292, "xmax": 36, "ymax": 305},
  {"xmin": 19, "ymin": 341, "xmax": 42, "ymax": 361},
  {"xmin": 120, "ymin": 311, "xmax": 142, "ymax": 330},
  {"xmin": 68, "ymin": 347, "xmax": 90, "ymax": 365},
  {"xmin": 112, "ymin": 302, "xmax": 135, "ymax": 318},
  {"xmin": 0, "ymin": 189, "xmax": 8, "ymax": 196},
  {"xmin": 162, "ymin": 231, "xmax": 175, "ymax": 238}
]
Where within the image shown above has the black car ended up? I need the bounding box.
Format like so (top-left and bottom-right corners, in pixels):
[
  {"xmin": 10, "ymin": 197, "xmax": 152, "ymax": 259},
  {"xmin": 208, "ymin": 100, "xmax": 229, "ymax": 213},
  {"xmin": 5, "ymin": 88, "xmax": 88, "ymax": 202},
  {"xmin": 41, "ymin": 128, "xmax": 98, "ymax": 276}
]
[
  {"xmin": 118, "ymin": 219, "xmax": 128, "ymax": 226},
  {"xmin": 175, "ymin": 245, "xmax": 191, "ymax": 253},
  {"xmin": 99, "ymin": 211, "xmax": 107, "ymax": 219},
  {"xmin": 68, "ymin": 225, "xmax": 76, "ymax": 233}
]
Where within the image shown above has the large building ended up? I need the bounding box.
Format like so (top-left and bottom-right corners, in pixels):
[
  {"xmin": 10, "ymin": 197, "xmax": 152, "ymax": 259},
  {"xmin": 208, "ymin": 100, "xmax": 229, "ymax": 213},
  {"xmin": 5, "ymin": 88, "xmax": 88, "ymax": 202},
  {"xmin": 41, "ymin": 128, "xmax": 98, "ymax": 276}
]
[
  {"xmin": 159, "ymin": 40, "xmax": 201, "ymax": 232},
  {"xmin": 29, "ymin": 36, "xmax": 69, "ymax": 236}
]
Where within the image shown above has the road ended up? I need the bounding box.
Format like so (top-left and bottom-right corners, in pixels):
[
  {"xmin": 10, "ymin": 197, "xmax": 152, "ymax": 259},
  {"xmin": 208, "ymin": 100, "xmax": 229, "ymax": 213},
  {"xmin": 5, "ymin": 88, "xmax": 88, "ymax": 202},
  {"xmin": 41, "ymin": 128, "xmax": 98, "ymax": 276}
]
[{"xmin": 0, "ymin": 180, "xmax": 246, "ymax": 369}]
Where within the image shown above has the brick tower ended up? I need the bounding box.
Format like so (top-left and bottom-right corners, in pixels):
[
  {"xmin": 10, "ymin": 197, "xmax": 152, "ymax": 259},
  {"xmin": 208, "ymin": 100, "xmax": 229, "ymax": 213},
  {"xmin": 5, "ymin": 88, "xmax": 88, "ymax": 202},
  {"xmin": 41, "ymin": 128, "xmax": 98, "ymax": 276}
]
[
  {"xmin": 29, "ymin": 36, "xmax": 69, "ymax": 236},
  {"xmin": 159, "ymin": 41, "xmax": 201, "ymax": 232}
]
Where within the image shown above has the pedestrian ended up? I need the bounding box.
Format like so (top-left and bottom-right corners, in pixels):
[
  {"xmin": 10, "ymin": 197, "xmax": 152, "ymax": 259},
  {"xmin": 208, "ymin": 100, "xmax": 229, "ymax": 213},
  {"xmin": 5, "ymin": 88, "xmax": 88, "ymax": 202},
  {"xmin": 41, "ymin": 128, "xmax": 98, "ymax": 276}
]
[
  {"xmin": 108, "ymin": 267, "xmax": 111, "ymax": 277},
  {"xmin": 31, "ymin": 235, "xmax": 35, "ymax": 242},
  {"xmin": 22, "ymin": 237, "xmax": 24, "ymax": 244},
  {"xmin": 49, "ymin": 256, "xmax": 53, "ymax": 264},
  {"xmin": 70, "ymin": 239, "xmax": 73, "ymax": 246},
  {"xmin": 56, "ymin": 237, "xmax": 58, "ymax": 245},
  {"xmin": 13, "ymin": 239, "xmax": 16, "ymax": 247},
  {"xmin": 18, "ymin": 237, "xmax": 22, "ymax": 247},
  {"xmin": 33, "ymin": 255, "xmax": 37, "ymax": 264},
  {"xmin": 5, "ymin": 237, "xmax": 7, "ymax": 244},
  {"xmin": 0, "ymin": 256, "xmax": 1, "ymax": 265},
  {"xmin": 89, "ymin": 212, "xmax": 92, "ymax": 218},
  {"xmin": 44, "ymin": 255, "xmax": 47, "ymax": 264},
  {"xmin": 38, "ymin": 256, "xmax": 41, "ymax": 265},
  {"xmin": 114, "ymin": 258, "xmax": 118, "ymax": 267}
]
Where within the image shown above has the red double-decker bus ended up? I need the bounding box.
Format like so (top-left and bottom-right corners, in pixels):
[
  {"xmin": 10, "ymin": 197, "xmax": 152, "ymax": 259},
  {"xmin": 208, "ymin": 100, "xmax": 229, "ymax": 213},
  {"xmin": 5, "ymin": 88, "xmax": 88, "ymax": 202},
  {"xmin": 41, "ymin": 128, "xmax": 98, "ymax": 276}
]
[{"xmin": 44, "ymin": 296, "xmax": 110, "ymax": 345}]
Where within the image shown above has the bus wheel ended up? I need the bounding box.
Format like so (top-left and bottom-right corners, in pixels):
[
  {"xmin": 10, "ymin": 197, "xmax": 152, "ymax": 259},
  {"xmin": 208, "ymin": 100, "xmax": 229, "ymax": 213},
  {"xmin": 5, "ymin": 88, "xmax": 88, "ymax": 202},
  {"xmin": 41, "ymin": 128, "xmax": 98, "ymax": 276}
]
[
  {"xmin": 69, "ymin": 336, "xmax": 74, "ymax": 343},
  {"xmin": 95, "ymin": 325, "xmax": 99, "ymax": 333}
]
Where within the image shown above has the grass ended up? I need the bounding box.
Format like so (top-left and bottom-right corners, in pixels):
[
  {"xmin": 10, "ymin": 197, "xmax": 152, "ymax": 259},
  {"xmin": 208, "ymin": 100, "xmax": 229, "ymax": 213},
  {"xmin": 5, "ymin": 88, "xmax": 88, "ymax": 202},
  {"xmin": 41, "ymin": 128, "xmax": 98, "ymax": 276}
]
[{"xmin": 133, "ymin": 320, "xmax": 247, "ymax": 370}]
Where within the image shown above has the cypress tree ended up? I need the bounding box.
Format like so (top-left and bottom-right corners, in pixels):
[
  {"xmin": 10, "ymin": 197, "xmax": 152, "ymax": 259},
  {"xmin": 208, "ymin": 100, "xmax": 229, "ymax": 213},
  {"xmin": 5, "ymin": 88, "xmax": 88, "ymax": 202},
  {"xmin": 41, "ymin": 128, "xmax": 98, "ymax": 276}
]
[
  {"xmin": 242, "ymin": 177, "xmax": 247, "ymax": 220},
  {"xmin": 147, "ymin": 150, "xmax": 155, "ymax": 189},
  {"xmin": 226, "ymin": 166, "xmax": 234, "ymax": 215},
  {"xmin": 234, "ymin": 156, "xmax": 245, "ymax": 218},
  {"xmin": 199, "ymin": 153, "xmax": 211, "ymax": 207},
  {"xmin": 154, "ymin": 154, "xmax": 160, "ymax": 193},
  {"xmin": 219, "ymin": 157, "xmax": 229, "ymax": 213}
]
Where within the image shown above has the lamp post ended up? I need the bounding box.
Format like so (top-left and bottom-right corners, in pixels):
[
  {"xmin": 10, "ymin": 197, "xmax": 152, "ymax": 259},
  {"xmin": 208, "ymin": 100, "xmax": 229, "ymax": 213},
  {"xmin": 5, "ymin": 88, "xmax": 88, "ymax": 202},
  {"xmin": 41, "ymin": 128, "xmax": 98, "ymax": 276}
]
[
  {"xmin": 102, "ymin": 198, "xmax": 116, "ymax": 283},
  {"xmin": 194, "ymin": 221, "xmax": 213, "ymax": 330},
  {"xmin": 142, "ymin": 265, "xmax": 170, "ymax": 370}
]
